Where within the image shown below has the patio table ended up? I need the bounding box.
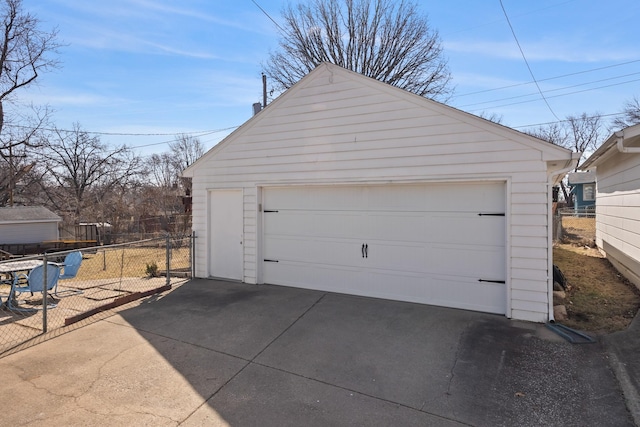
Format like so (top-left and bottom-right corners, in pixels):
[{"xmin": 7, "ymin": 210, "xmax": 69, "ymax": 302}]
[
  {"xmin": 0, "ymin": 260, "xmax": 43, "ymax": 305},
  {"xmin": 0, "ymin": 259, "xmax": 43, "ymax": 276}
]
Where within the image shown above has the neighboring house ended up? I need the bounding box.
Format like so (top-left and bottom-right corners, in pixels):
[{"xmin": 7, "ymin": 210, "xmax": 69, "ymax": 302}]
[
  {"xmin": 0, "ymin": 206, "xmax": 62, "ymax": 244},
  {"xmin": 183, "ymin": 63, "xmax": 578, "ymax": 323},
  {"xmin": 581, "ymin": 123, "xmax": 640, "ymax": 289},
  {"xmin": 567, "ymin": 171, "xmax": 596, "ymax": 214}
]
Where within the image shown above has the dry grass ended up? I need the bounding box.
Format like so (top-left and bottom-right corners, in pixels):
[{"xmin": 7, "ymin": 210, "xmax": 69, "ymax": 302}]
[
  {"xmin": 70, "ymin": 246, "xmax": 191, "ymax": 281},
  {"xmin": 554, "ymin": 217, "xmax": 640, "ymax": 334}
]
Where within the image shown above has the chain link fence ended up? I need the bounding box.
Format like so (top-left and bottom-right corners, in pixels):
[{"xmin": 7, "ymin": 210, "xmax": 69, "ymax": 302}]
[
  {"xmin": 553, "ymin": 213, "xmax": 596, "ymax": 246},
  {"xmin": 0, "ymin": 234, "xmax": 193, "ymax": 357}
]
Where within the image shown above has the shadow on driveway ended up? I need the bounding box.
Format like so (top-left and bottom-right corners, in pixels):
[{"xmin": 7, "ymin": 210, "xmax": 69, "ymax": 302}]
[{"xmin": 0, "ymin": 279, "xmax": 634, "ymax": 426}]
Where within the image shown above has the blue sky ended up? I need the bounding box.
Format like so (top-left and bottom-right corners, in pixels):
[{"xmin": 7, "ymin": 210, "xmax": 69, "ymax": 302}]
[{"xmin": 19, "ymin": 0, "xmax": 640, "ymax": 155}]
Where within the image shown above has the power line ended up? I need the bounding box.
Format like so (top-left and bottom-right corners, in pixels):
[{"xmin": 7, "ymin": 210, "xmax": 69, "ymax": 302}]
[
  {"xmin": 499, "ymin": 0, "xmax": 561, "ymax": 121},
  {"xmin": 467, "ymin": 76, "xmax": 640, "ymax": 112},
  {"xmin": 455, "ymin": 59, "xmax": 640, "ymax": 98},
  {"xmin": 251, "ymin": 0, "xmax": 285, "ymax": 32},
  {"xmin": 512, "ymin": 111, "xmax": 626, "ymax": 129},
  {"xmin": 459, "ymin": 71, "xmax": 640, "ymax": 109},
  {"xmin": 2, "ymin": 123, "xmax": 236, "ymax": 137}
]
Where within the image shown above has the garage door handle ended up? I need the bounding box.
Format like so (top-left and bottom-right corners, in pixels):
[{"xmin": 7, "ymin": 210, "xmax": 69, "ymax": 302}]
[
  {"xmin": 362, "ymin": 244, "xmax": 365, "ymax": 258},
  {"xmin": 364, "ymin": 244, "xmax": 368, "ymax": 258}
]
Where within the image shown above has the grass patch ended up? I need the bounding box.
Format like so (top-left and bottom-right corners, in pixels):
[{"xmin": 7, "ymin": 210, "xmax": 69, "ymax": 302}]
[
  {"xmin": 71, "ymin": 246, "xmax": 191, "ymax": 281},
  {"xmin": 554, "ymin": 217, "xmax": 640, "ymax": 334}
]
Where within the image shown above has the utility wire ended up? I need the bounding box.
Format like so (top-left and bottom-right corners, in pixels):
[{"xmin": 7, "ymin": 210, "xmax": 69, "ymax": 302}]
[
  {"xmin": 512, "ymin": 111, "xmax": 626, "ymax": 129},
  {"xmin": 1, "ymin": 124, "xmax": 238, "ymax": 138},
  {"xmin": 459, "ymin": 71, "xmax": 640, "ymax": 108},
  {"xmin": 251, "ymin": 0, "xmax": 285, "ymax": 32},
  {"xmin": 468, "ymin": 76, "xmax": 640, "ymax": 112},
  {"xmin": 455, "ymin": 59, "xmax": 640, "ymax": 98},
  {"xmin": 499, "ymin": 0, "xmax": 561, "ymax": 121}
]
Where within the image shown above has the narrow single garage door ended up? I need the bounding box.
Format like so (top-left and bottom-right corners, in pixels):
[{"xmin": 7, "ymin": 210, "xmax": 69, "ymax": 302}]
[{"xmin": 262, "ymin": 183, "xmax": 506, "ymax": 314}]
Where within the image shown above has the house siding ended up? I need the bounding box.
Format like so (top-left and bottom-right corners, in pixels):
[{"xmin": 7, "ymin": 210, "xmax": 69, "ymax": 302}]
[
  {"xmin": 595, "ymin": 151, "xmax": 640, "ymax": 287},
  {"xmin": 186, "ymin": 63, "xmax": 572, "ymax": 322}
]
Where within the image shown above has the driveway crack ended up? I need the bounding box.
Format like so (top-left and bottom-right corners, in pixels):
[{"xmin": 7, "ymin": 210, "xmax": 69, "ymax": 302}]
[
  {"xmin": 432, "ymin": 321, "xmax": 471, "ymax": 415},
  {"xmin": 253, "ymin": 292, "xmax": 327, "ymax": 361}
]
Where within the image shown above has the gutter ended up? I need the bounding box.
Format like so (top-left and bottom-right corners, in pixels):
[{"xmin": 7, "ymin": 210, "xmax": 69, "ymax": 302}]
[
  {"xmin": 547, "ymin": 153, "xmax": 581, "ymax": 322},
  {"xmin": 616, "ymin": 130, "xmax": 640, "ymax": 153}
]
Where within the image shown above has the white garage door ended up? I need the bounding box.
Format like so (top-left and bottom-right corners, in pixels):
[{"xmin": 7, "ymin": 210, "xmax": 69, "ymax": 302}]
[{"xmin": 262, "ymin": 183, "xmax": 506, "ymax": 314}]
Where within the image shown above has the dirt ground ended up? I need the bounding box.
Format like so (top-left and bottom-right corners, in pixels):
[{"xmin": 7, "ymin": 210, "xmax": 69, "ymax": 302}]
[{"xmin": 554, "ymin": 217, "xmax": 640, "ymax": 334}]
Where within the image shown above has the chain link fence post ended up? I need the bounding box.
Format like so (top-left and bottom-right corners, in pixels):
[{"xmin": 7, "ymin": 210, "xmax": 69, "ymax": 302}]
[
  {"xmin": 166, "ymin": 234, "xmax": 171, "ymax": 287},
  {"xmin": 42, "ymin": 253, "xmax": 48, "ymax": 333},
  {"xmin": 191, "ymin": 230, "xmax": 195, "ymax": 278}
]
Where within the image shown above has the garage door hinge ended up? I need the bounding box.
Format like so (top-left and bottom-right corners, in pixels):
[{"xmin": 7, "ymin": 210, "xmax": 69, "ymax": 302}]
[
  {"xmin": 478, "ymin": 279, "xmax": 506, "ymax": 284},
  {"xmin": 264, "ymin": 210, "xmax": 279, "ymax": 213},
  {"xmin": 478, "ymin": 213, "xmax": 505, "ymax": 216},
  {"xmin": 264, "ymin": 259, "xmax": 279, "ymax": 263}
]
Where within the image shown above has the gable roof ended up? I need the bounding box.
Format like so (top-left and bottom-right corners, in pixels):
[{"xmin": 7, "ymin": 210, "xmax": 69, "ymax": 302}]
[
  {"xmin": 185, "ymin": 62, "xmax": 573, "ymax": 176},
  {"xmin": 0, "ymin": 206, "xmax": 62, "ymax": 224},
  {"xmin": 581, "ymin": 123, "xmax": 640, "ymax": 169}
]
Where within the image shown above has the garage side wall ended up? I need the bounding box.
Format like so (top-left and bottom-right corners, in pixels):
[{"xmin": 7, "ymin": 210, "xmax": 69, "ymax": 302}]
[
  {"xmin": 0, "ymin": 222, "xmax": 59, "ymax": 245},
  {"xmin": 594, "ymin": 152, "xmax": 640, "ymax": 289},
  {"xmin": 189, "ymin": 66, "xmax": 563, "ymax": 322}
]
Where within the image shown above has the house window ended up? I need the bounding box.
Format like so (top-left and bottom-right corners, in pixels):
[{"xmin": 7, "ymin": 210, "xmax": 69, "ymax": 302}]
[{"xmin": 583, "ymin": 184, "xmax": 595, "ymax": 201}]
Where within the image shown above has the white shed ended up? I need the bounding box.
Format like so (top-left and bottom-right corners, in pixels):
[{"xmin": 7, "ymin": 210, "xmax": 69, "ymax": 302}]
[
  {"xmin": 184, "ymin": 63, "xmax": 577, "ymax": 322},
  {"xmin": 0, "ymin": 206, "xmax": 61, "ymax": 244},
  {"xmin": 581, "ymin": 123, "xmax": 640, "ymax": 289}
]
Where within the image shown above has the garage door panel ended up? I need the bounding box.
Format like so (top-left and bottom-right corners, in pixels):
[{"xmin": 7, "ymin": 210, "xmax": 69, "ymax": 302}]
[
  {"xmin": 429, "ymin": 276, "xmax": 506, "ymax": 314},
  {"xmin": 357, "ymin": 271, "xmax": 505, "ymax": 315},
  {"xmin": 265, "ymin": 186, "xmax": 367, "ymax": 211},
  {"xmin": 426, "ymin": 244, "xmax": 505, "ymax": 279},
  {"xmin": 264, "ymin": 236, "xmax": 363, "ymax": 268},
  {"xmin": 364, "ymin": 240, "xmax": 426, "ymax": 272},
  {"xmin": 367, "ymin": 182, "xmax": 505, "ymax": 213},
  {"xmin": 366, "ymin": 212, "xmax": 504, "ymax": 246},
  {"xmin": 366, "ymin": 241, "xmax": 503, "ymax": 280},
  {"xmin": 424, "ymin": 215, "xmax": 505, "ymax": 245},
  {"xmin": 266, "ymin": 211, "xmax": 364, "ymax": 239},
  {"xmin": 366, "ymin": 212, "xmax": 426, "ymax": 242},
  {"xmin": 264, "ymin": 261, "xmax": 362, "ymax": 293}
]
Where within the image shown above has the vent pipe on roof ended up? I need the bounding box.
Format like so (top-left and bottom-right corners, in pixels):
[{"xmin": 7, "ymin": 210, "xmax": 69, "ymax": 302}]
[
  {"xmin": 252, "ymin": 74, "xmax": 269, "ymax": 116},
  {"xmin": 262, "ymin": 73, "xmax": 267, "ymax": 109}
]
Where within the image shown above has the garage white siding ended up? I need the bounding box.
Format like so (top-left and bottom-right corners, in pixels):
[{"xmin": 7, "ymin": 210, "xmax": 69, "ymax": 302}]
[
  {"xmin": 0, "ymin": 222, "xmax": 59, "ymax": 245},
  {"xmin": 0, "ymin": 206, "xmax": 62, "ymax": 245},
  {"xmin": 185, "ymin": 63, "xmax": 574, "ymax": 322}
]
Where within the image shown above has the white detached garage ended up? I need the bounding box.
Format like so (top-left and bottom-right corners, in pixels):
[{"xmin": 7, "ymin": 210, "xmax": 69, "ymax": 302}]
[{"xmin": 184, "ymin": 63, "xmax": 578, "ymax": 323}]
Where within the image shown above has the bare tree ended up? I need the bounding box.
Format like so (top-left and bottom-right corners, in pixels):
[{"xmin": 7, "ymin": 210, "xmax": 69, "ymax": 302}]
[
  {"xmin": 611, "ymin": 96, "xmax": 640, "ymax": 130},
  {"xmin": 566, "ymin": 113, "xmax": 603, "ymax": 158},
  {"xmin": 263, "ymin": 0, "xmax": 452, "ymax": 100},
  {"xmin": 526, "ymin": 113, "xmax": 604, "ymax": 163},
  {"xmin": 170, "ymin": 133, "xmax": 205, "ymax": 173},
  {"xmin": 0, "ymin": 0, "xmax": 59, "ymax": 205},
  {"xmin": 526, "ymin": 113, "xmax": 604, "ymax": 204},
  {"xmin": 0, "ymin": 0, "xmax": 60, "ymax": 134},
  {"xmin": 38, "ymin": 124, "xmax": 142, "ymax": 225},
  {"xmin": 169, "ymin": 133, "xmax": 204, "ymax": 194},
  {"xmin": 0, "ymin": 104, "xmax": 50, "ymax": 205},
  {"xmin": 478, "ymin": 111, "xmax": 503, "ymax": 124},
  {"xmin": 148, "ymin": 152, "xmax": 174, "ymax": 188}
]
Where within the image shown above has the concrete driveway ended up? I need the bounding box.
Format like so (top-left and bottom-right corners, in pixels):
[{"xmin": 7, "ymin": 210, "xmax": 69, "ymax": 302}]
[{"xmin": 0, "ymin": 279, "xmax": 634, "ymax": 426}]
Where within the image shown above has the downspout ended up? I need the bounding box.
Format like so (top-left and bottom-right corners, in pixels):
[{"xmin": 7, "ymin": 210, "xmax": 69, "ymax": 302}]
[
  {"xmin": 547, "ymin": 153, "xmax": 581, "ymax": 322},
  {"xmin": 616, "ymin": 130, "xmax": 640, "ymax": 153}
]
